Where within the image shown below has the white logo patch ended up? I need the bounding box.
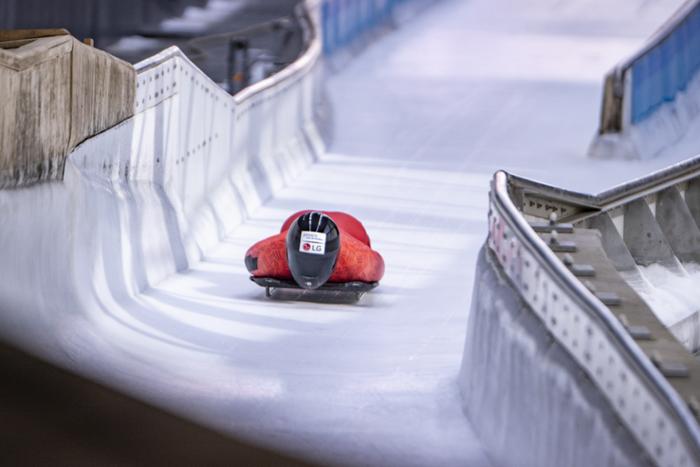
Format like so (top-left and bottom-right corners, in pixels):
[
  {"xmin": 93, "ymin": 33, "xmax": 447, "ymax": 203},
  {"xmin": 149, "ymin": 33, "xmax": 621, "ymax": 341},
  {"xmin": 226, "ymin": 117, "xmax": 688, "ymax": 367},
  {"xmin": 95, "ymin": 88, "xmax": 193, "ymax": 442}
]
[{"xmin": 299, "ymin": 231, "xmax": 326, "ymax": 255}]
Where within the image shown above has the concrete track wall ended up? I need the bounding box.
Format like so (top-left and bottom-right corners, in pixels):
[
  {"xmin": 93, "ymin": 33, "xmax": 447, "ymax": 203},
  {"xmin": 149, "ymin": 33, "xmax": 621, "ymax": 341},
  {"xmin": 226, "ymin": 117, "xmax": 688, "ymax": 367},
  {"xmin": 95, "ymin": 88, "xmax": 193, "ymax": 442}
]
[
  {"xmin": 0, "ymin": 32, "xmax": 135, "ymax": 188},
  {"xmin": 461, "ymin": 247, "xmax": 650, "ymax": 467}
]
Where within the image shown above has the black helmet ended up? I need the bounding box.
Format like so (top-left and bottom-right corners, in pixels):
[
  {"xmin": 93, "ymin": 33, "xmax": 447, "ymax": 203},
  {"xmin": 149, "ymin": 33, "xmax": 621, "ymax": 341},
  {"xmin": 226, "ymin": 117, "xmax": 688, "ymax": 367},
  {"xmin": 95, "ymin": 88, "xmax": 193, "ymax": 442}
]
[{"xmin": 286, "ymin": 212, "xmax": 340, "ymax": 289}]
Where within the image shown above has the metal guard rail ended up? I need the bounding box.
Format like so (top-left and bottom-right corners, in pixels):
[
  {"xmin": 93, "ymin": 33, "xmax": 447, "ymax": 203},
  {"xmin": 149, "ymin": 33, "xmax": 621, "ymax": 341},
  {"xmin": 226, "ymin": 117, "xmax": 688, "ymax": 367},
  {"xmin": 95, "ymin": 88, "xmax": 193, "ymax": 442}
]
[
  {"xmin": 508, "ymin": 154, "xmax": 700, "ymax": 219},
  {"xmin": 489, "ymin": 161, "xmax": 700, "ymax": 467},
  {"xmin": 132, "ymin": 0, "xmax": 320, "ymax": 107}
]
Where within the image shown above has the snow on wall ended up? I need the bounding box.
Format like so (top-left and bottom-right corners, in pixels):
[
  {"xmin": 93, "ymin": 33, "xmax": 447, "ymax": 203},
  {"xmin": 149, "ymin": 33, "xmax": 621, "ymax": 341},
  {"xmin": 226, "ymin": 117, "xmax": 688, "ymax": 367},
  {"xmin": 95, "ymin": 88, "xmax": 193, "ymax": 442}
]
[{"xmin": 460, "ymin": 247, "xmax": 650, "ymax": 467}]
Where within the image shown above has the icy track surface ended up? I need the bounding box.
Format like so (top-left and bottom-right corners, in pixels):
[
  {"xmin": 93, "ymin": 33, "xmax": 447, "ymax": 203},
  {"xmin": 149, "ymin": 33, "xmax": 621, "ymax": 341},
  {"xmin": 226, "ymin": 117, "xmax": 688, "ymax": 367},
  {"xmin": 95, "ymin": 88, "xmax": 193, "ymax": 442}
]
[{"xmin": 11, "ymin": 0, "xmax": 695, "ymax": 465}]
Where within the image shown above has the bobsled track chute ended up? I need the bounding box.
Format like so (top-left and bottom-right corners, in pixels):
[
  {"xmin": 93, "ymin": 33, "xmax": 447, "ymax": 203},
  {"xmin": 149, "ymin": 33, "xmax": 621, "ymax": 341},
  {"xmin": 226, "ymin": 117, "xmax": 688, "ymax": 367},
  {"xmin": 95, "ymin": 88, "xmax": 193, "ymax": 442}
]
[
  {"xmin": 462, "ymin": 158, "xmax": 700, "ymax": 467},
  {"xmin": 6, "ymin": 0, "xmax": 700, "ymax": 465}
]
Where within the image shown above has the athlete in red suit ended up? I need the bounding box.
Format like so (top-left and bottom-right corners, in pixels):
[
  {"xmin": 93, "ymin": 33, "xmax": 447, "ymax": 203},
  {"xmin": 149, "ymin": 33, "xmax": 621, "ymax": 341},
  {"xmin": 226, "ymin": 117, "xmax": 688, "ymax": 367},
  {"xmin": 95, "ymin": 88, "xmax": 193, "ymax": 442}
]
[{"xmin": 245, "ymin": 210, "xmax": 384, "ymax": 287}]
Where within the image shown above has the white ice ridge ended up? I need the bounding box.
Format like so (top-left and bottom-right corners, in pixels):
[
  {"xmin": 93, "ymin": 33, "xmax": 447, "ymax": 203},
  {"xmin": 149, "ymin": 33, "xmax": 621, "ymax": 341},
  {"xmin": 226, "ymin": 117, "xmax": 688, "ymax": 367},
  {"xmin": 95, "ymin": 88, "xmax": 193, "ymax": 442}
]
[
  {"xmin": 0, "ymin": 0, "xmax": 692, "ymax": 465},
  {"xmin": 621, "ymin": 263, "xmax": 700, "ymax": 354},
  {"xmin": 621, "ymin": 263, "xmax": 700, "ymax": 328}
]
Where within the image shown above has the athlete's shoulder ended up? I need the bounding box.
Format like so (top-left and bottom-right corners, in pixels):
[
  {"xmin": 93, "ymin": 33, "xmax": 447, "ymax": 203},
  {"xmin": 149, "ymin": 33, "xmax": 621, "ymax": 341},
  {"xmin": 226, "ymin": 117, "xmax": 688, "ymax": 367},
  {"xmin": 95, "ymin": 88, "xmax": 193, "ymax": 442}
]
[
  {"xmin": 244, "ymin": 232, "xmax": 289, "ymax": 278},
  {"xmin": 325, "ymin": 211, "xmax": 371, "ymax": 247}
]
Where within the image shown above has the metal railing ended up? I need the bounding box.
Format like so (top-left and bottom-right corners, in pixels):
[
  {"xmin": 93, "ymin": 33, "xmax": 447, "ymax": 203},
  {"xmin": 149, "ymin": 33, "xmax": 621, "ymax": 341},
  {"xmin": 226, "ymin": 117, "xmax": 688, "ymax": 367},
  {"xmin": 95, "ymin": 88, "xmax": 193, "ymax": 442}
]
[
  {"xmin": 506, "ymin": 154, "xmax": 700, "ymax": 219},
  {"xmin": 133, "ymin": 0, "xmax": 319, "ymax": 103},
  {"xmin": 186, "ymin": 16, "xmax": 300, "ymax": 94}
]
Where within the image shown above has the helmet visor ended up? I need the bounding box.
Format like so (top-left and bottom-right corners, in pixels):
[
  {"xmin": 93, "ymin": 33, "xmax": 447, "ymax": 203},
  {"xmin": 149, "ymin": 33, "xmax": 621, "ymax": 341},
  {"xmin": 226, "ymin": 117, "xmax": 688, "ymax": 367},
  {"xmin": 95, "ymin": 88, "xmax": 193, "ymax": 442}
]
[{"xmin": 288, "ymin": 251, "xmax": 336, "ymax": 289}]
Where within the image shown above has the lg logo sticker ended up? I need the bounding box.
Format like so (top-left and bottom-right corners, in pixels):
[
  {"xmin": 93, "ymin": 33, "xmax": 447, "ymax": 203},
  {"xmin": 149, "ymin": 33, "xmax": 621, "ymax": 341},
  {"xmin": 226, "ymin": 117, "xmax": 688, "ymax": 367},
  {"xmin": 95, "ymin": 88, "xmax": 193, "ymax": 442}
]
[{"xmin": 300, "ymin": 231, "xmax": 326, "ymax": 255}]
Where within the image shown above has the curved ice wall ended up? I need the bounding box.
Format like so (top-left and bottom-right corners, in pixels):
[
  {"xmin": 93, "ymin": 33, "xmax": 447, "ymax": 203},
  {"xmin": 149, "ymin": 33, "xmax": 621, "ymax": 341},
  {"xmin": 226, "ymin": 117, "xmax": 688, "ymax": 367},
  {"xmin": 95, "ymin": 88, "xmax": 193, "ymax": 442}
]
[
  {"xmin": 0, "ymin": 0, "xmax": 402, "ymax": 358},
  {"xmin": 0, "ymin": 0, "xmax": 415, "ymax": 382}
]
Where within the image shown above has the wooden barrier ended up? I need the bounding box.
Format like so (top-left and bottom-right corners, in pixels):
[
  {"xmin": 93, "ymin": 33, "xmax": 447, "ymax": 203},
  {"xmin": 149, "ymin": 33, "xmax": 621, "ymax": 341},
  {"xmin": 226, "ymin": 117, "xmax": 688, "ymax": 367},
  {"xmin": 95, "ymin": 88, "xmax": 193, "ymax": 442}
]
[
  {"xmin": 0, "ymin": 30, "xmax": 135, "ymax": 188},
  {"xmin": 598, "ymin": 72, "xmax": 623, "ymax": 134}
]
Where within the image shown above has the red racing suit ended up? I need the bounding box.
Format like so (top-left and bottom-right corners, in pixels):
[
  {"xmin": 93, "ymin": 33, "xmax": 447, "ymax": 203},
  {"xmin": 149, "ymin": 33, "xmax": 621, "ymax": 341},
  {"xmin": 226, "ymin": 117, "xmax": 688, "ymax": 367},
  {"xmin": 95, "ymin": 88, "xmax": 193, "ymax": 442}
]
[{"xmin": 245, "ymin": 210, "xmax": 385, "ymax": 283}]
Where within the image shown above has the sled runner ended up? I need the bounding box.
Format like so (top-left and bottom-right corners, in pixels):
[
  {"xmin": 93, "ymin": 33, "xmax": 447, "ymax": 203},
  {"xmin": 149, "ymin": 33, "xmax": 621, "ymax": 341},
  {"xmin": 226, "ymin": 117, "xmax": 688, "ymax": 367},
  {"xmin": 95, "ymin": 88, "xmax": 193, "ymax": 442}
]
[{"xmin": 251, "ymin": 276, "xmax": 379, "ymax": 299}]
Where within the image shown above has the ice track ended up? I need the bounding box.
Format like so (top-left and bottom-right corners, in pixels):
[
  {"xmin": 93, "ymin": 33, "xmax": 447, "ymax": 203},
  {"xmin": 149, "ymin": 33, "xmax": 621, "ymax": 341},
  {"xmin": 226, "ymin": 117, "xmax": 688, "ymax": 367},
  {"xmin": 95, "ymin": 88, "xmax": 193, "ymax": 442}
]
[{"xmin": 2, "ymin": 0, "xmax": 695, "ymax": 465}]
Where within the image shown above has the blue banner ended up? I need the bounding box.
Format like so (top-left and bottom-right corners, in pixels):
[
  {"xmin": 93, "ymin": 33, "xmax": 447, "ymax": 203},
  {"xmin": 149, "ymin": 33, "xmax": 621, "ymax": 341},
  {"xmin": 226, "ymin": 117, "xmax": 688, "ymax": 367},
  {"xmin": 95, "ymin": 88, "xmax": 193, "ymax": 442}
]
[
  {"xmin": 631, "ymin": 4, "xmax": 700, "ymax": 124},
  {"xmin": 321, "ymin": 0, "xmax": 404, "ymax": 55}
]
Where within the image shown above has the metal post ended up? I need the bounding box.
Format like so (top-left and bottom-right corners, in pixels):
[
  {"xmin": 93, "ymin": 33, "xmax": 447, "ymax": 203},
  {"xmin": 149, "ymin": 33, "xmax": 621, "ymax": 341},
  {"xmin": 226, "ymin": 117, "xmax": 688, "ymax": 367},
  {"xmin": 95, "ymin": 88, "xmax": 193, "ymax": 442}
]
[
  {"xmin": 90, "ymin": 0, "xmax": 101, "ymax": 47},
  {"xmin": 227, "ymin": 38, "xmax": 250, "ymax": 95}
]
